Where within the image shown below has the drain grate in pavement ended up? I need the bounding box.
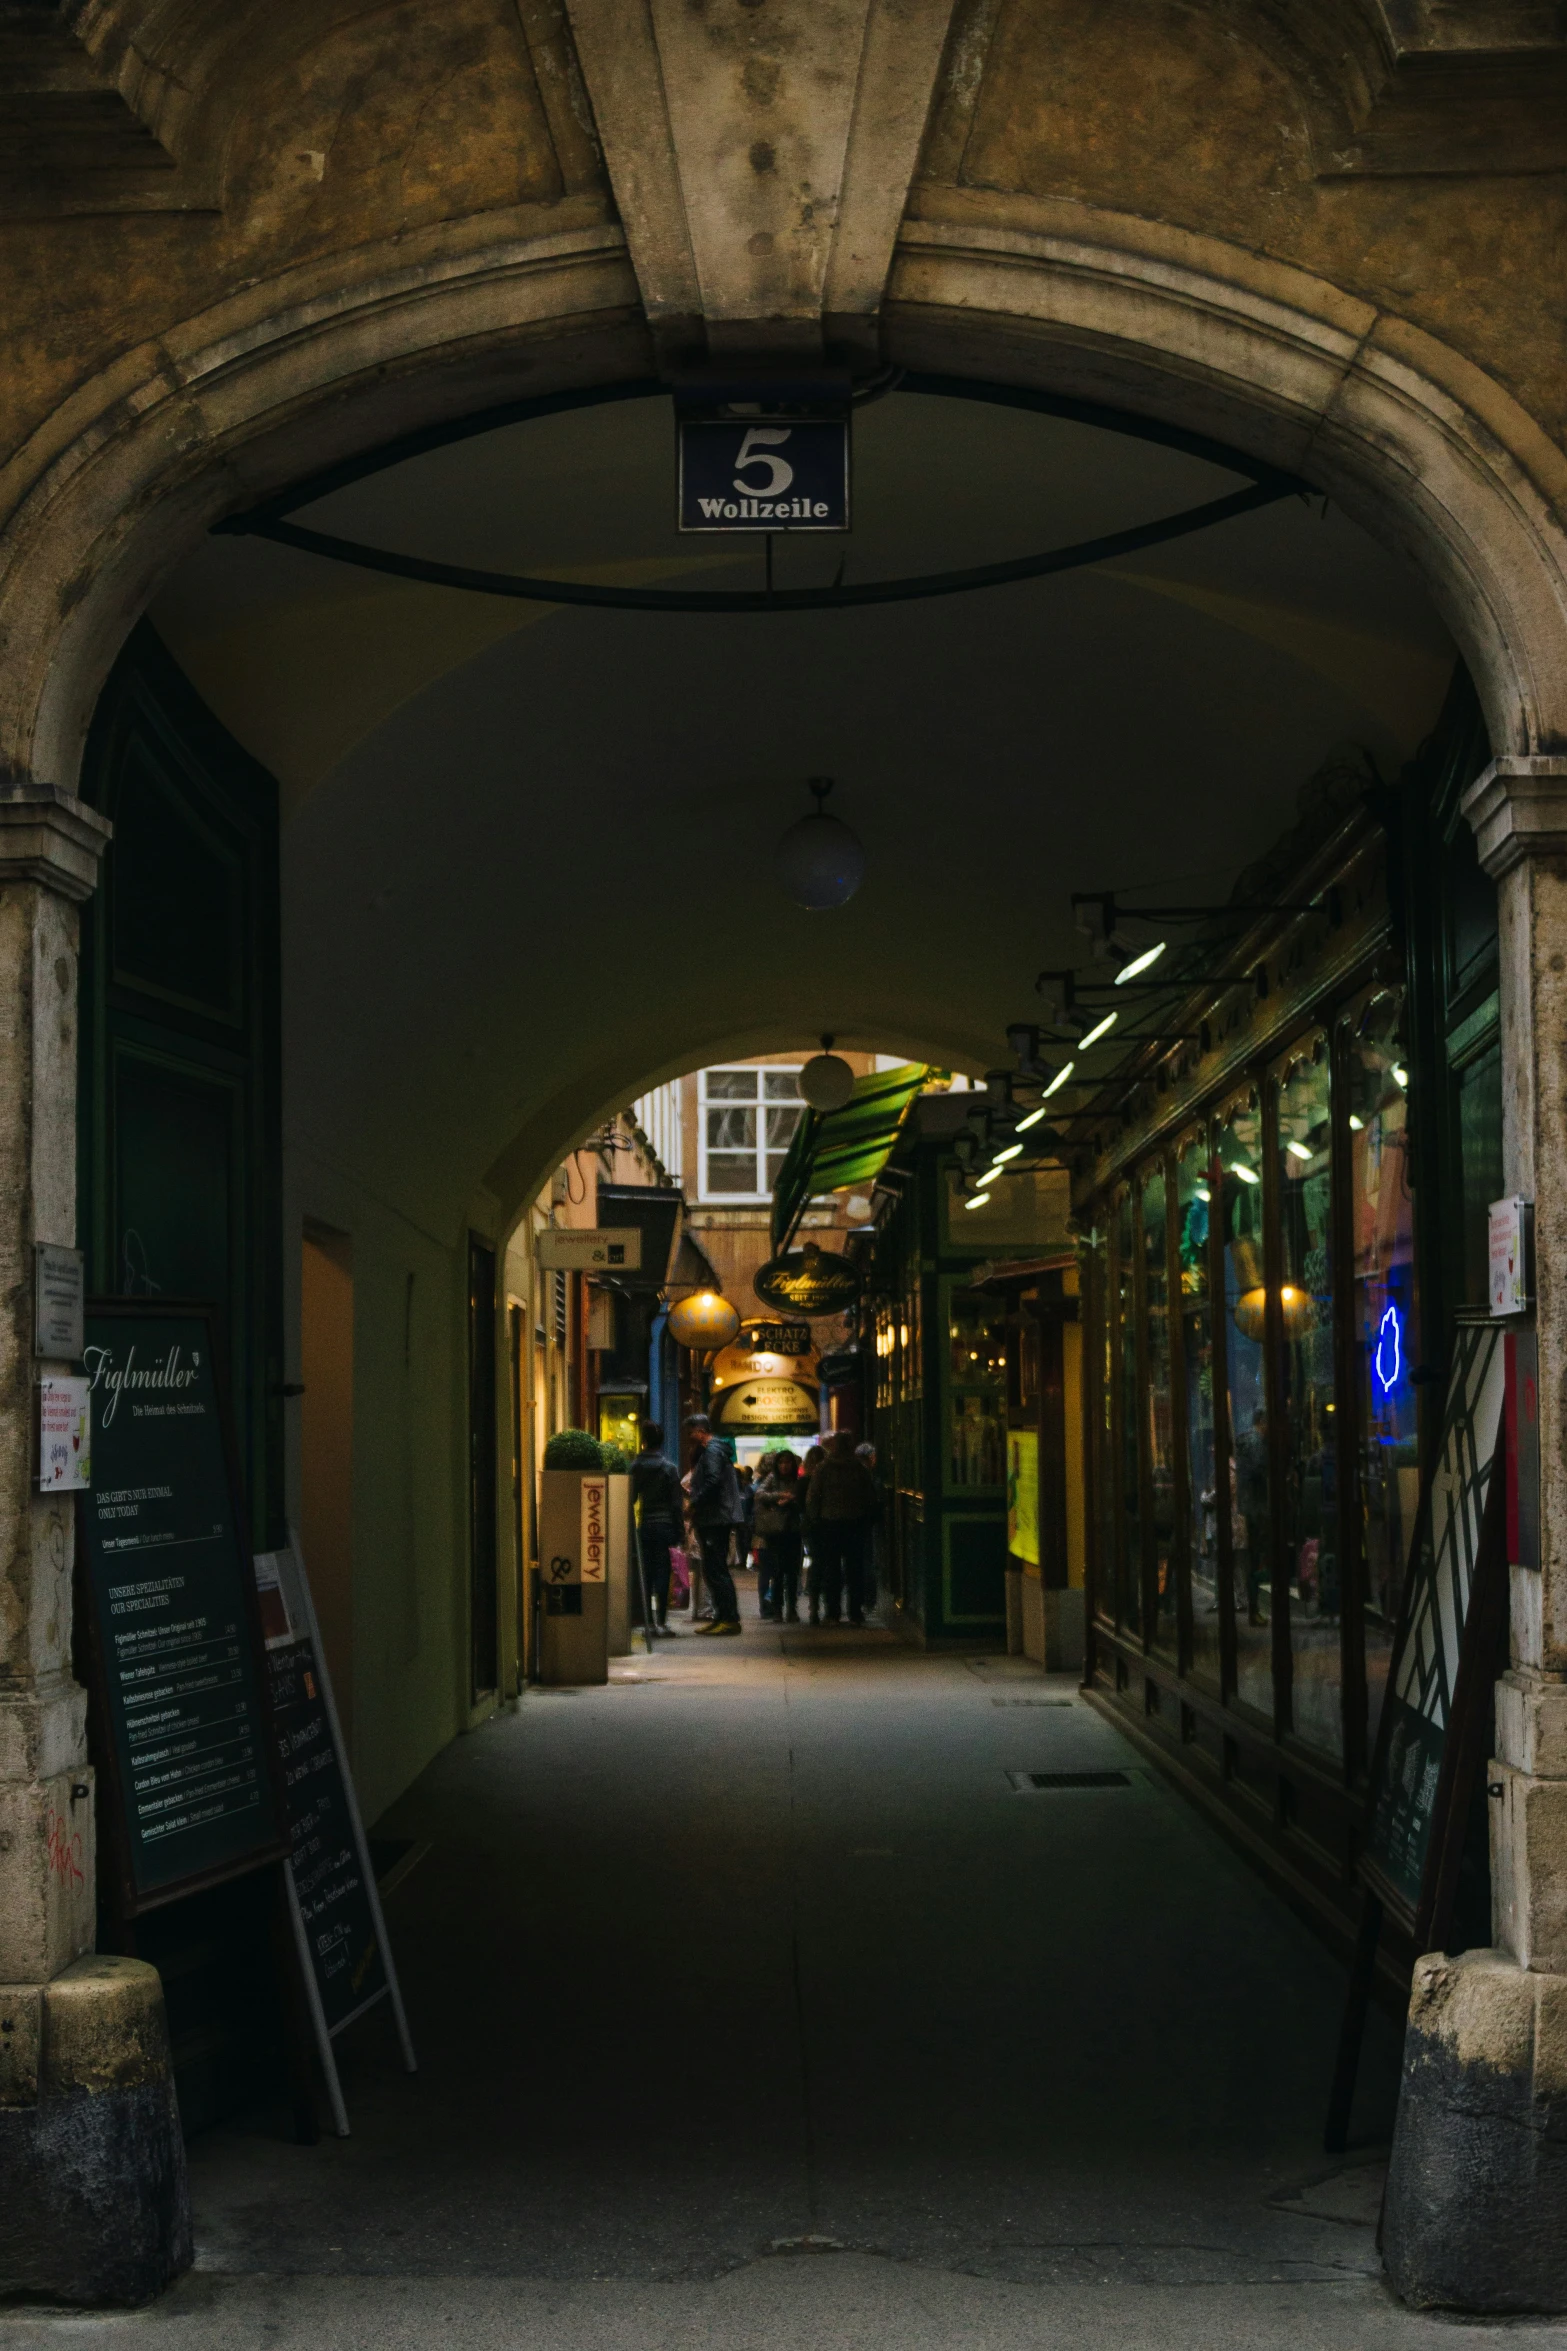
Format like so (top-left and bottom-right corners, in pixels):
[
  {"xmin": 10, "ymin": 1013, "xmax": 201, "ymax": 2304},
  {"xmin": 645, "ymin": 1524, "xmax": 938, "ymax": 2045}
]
[
  {"xmin": 1007, "ymin": 1769, "xmax": 1132, "ymax": 1791},
  {"xmin": 990, "ymin": 1696, "xmax": 1073, "ymax": 1708}
]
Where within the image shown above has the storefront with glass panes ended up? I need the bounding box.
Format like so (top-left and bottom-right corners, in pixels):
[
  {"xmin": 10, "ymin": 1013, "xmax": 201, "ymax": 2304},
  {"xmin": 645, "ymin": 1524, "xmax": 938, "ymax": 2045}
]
[
  {"xmin": 864, "ymin": 1099, "xmax": 1074, "ymax": 1643},
  {"xmin": 1079, "ymin": 676, "xmax": 1503, "ymax": 1960}
]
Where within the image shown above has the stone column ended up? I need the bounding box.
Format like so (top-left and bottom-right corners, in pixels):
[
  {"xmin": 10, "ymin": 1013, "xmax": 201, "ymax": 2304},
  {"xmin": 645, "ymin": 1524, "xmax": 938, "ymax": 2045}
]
[
  {"xmin": 1383, "ymin": 756, "xmax": 1567, "ymax": 2312},
  {"xmin": 0, "ymin": 783, "xmax": 191, "ymax": 2306}
]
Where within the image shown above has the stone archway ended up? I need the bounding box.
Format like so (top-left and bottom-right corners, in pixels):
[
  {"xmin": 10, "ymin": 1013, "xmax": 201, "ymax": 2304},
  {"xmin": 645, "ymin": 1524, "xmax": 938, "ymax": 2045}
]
[
  {"xmin": 3, "ymin": 205, "xmax": 1567, "ymax": 797},
  {"xmin": 7, "ymin": 43, "xmax": 1567, "ymax": 2302}
]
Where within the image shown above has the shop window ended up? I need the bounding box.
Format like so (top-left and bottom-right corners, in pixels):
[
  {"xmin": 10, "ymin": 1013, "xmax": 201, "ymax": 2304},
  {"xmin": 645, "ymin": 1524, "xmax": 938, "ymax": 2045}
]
[
  {"xmin": 1218, "ymin": 1091, "xmax": 1270, "ymax": 1718},
  {"xmin": 1345, "ymin": 991, "xmax": 1418, "ymax": 1759},
  {"xmin": 1177, "ymin": 1131, "xmax": 1221, "ymax": 1684},
  {"xmin": 699, "ymin": 1065, "xmax": 803, "ymax": 1200},
  {"xmin": 1143, "ymin": 1164, "xmax": 1178, "ymax": 1660},
  {"xmin": 1275, "ymin": 1032, "xmax": 1341, "ymax": 1757},
  {"xmin": 1116, "ymin": 1190, "xmax": 1141, "ymax": 1635},
  {"xmin": 948, "ymin": 1285, "xmax": 1006, "ymax": 1488}
]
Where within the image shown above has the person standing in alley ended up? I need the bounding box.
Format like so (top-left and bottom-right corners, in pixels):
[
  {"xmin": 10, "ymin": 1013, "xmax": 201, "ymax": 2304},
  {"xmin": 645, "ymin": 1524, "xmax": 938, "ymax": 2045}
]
[
  {"xmin": 631, "ymin": 1421, "xmax": 686, "ymax": 1637},
  {"xmin": 855, "ymin": 1439, "xmax": 883, "ymax": 1617},
  {"xmin": 799, "ymin": 1441, "xmax": 827, "ymax": 1620},
  {"xmin": 736, "ymin": 1462, "xmax": 757, "ymax": 1572},
  {"xmin": 754, "ymin": 1450, "xmax": 804, "ymax": 1622},
  {"xmin": 686, "ymin": 1413, "xmax": 743, "ymax": 1635},
  {"xmin": 804, "ymin": 1431, "xmax": 879, "ymax": 1626}
]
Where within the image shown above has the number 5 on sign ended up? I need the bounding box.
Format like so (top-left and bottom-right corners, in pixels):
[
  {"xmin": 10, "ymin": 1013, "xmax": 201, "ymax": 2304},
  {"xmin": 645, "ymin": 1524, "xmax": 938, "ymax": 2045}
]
[{"xmin": 733, "ymin": 427, "xmax": 794, "ymax": 496}]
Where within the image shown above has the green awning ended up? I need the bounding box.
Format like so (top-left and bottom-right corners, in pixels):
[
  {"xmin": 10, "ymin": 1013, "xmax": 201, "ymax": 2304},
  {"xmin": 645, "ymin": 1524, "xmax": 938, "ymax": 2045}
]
[{"xmin": 771, "ymin": 1064, "xmax": 929, "ymax": 1250}]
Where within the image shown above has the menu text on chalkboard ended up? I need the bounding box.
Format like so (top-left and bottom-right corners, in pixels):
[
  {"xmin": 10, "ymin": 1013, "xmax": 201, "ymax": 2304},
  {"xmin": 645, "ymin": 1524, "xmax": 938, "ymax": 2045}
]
[
  {"xmin": 78, "ymin": 1303, "xmax": 285, "ymax": 1911},
  {"xmin": 268, "ymin": 1637, "xmax": 386, "ymax": 2035}
]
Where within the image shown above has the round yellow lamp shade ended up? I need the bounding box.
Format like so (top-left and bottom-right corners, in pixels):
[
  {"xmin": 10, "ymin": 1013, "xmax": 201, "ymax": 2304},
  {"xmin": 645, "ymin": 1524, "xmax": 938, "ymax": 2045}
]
[
  {"xmin": 1233, "ymin": 1283, "xmax": 1314, "ymax": 1343},
  {"xmin": 667, "ymin": 1289, "xmax": 742, "ymax": 1353}
]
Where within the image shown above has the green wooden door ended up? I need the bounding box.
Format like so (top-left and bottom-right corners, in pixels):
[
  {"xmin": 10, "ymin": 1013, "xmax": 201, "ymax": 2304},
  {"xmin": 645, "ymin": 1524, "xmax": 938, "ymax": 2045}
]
[
  {"xmin": 77, "ymin": 625, "xmax": 287, "ymax": 2135},
  {"xmin": 78, "ymin": 622, "xmax": 283, "ymax": 1550}
]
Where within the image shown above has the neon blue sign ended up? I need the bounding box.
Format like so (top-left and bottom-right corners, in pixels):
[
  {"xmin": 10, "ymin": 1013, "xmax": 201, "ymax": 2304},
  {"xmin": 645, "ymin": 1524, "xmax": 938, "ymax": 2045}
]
[{"xmin": 1373, "ymin": 1302, "xmax": 1403, "ymax": 1396}]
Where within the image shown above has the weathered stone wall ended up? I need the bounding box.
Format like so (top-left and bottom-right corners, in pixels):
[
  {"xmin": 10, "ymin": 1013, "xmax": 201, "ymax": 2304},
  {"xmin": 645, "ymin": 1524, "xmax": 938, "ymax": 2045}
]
[
  {"xmin": 915, "ymin": 0, "xmax": 1567, "ymax": 449},
  {"xmin": 0, "ymin": 1, "xmax": 1564, "ymax": 482},
  {"xmin": 0, "ymin": 0, "xmax": 611, "ymax": 461}
]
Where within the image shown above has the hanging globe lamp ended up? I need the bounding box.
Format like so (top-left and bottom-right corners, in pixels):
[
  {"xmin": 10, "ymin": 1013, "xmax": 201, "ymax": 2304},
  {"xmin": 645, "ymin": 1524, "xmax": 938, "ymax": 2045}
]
[
  {"xmin": 667, "ymin": 1289, "xmax": 742, "ymax": 1353},
  {"xmin": 775, "ymin": 777, "xmax": 865, "ymax": 910}
]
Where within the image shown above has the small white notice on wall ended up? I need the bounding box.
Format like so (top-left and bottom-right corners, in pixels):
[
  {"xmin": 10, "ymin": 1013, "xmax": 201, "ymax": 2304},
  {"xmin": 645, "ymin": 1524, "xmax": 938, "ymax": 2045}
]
[
  {"xmin": 38, "ymin": 1375, "xmax": 91, "ymax": 1490},
  {"xmin": 1489, "ymin": 1196, "xmax": 1531, "ymax": 1317},
  {"xmin": 34, "ymin": 1243, "xmax": 85, "ymax": 1359}
]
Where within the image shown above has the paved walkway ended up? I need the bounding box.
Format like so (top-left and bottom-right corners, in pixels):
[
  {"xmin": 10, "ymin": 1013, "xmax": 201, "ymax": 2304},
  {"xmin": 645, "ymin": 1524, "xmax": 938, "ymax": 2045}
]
[{"xmin": 7, "ymin": 1605, "xmax": 1563, "ymax": 2345}]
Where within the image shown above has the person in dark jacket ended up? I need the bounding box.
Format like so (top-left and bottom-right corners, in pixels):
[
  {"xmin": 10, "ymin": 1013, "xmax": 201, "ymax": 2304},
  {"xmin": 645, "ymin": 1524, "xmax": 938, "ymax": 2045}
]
[
  {"xmin": 799, "ymin": 1441, "xmax": 826, "ymax": 1618},
  {"xmin": 804, "ymin": 1431, "xmax": 879, "ymax": 1626},
  {"xmin": 686, "ymin": 1414, "xmax": 742, "ymax": 1634},
  {"xmin": 631, "ymin": 1422, "xmax": 685, "ymax": 1636},
  {"xmin": 855, "ymin": 1440, "xmax": 883, "ymax": 1615},
  {"xmin": 754, "ymin": 1451, "xmax": 803, "ymax": 1622},
  {"xmin": 736, "ymin": 1464, "xmax": 757, "ymax": 1568}
]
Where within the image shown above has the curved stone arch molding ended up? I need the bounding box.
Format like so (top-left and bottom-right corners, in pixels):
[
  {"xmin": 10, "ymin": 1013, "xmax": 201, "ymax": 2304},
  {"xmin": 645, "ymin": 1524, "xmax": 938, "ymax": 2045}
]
[
  {"xmin": 0, "ymin": 210, "xmax": 642, "ymax": 792},
  {"xmin": 890, "ymin": 204, "xmax": 1567, "ymax": 762},
  {"xmin": 485, "ymin": 1017, "xmax": 981, "ymax": 1257},
  {"xmin": 4, "ymin": 196, "xmax": 1567, "ymax": 795}
]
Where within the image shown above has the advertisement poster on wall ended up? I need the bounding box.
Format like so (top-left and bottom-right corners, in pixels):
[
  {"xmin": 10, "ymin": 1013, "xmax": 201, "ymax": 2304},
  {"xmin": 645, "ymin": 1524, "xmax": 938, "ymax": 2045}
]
[{"xmin": 1007, "ymin": 1429, "xmax": 1040, "ymax": 1567}]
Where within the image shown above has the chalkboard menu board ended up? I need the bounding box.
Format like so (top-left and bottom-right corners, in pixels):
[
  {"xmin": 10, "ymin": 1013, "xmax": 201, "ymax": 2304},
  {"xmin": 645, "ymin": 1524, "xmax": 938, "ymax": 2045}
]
[
  {"xmin": 267, "ymin": 1637, "xmax": 386, "ymax": 2034},
  {"xmin": 78, "ymin": 1303, "xmax": 286, "ymax": 1912},
  {"xmin": 1360, "ymin": 1317, "xmax": 1507, "ymax": 1924}
]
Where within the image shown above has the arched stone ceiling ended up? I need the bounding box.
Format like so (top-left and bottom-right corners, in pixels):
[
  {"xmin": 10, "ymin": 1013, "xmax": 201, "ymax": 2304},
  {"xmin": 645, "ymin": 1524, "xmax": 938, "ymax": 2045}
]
[{"xmin": 149, "ymin": 380, "xmax": 1455, "ymax": 1238}]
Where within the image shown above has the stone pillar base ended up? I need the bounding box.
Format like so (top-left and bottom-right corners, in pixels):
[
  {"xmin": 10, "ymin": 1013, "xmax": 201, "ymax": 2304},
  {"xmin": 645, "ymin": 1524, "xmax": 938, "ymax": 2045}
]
[
  {"xmin": 0, "ymin": 1955, "xmax": 191, "ymax": 2304},
  {"xmin": 1385, "ymin": 1946, "xmax": 1567, "ymax": 2313}
]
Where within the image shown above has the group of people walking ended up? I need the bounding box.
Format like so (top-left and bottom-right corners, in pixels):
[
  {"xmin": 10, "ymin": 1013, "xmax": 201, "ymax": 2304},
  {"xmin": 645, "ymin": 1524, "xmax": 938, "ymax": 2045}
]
[{"xmin": 629, "ymin": 1417, "xmax": 880, "ymax": 1636}]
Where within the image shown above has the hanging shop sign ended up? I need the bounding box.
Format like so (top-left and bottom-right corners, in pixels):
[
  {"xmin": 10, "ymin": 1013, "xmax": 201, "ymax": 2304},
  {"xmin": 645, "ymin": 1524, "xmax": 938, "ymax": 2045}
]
[
  {"xmin": 753, "ymin": 1246, "xmax": 862, "ymax": 1316},
  {"xmin": 678, "ymin": 416, "xmax": 849, "ymax": 533},
  {"xmin": 537, "ymin": 1227, "xmax": 642, "ymax": 1273},
  {"xmin": 710, "ymin": 1377, "xmax": 821, "ymax": 1431},
  {"xmin": 743, "ymin": 1321, "xmax": 813, "ymax": 1358},
  {"xmin": 76, "ymin": 1302, "xmax": 287, "ymax": 1913},
  {"xmin": 710, "ymin": 1324, "xmax": 817, "ymax": 1391}
]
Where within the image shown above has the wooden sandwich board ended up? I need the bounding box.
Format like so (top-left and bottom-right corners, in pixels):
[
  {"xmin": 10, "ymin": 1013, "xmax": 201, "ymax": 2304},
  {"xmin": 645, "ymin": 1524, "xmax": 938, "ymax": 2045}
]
[
  {"xmin": 1324, "ymin": 1312, "xmax": 1509, "ymax": 2151},
  {"xmin": 253, "ymin": 1529, "xmax": 417, "ymax": 2136}
]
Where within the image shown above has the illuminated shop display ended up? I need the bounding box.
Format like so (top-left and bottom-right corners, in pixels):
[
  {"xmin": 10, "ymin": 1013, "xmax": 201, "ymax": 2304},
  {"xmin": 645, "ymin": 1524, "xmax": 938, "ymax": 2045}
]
[{"xmin": 1079, "ymin": 729, "xmax": 1504, "ymax": 1959}]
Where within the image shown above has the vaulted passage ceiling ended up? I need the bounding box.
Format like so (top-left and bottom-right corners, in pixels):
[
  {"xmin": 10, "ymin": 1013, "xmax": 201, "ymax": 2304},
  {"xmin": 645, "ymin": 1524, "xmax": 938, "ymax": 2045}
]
[{"xmin": 148, "ymin": 379, "xmax": 1454, "ymax": 1236}]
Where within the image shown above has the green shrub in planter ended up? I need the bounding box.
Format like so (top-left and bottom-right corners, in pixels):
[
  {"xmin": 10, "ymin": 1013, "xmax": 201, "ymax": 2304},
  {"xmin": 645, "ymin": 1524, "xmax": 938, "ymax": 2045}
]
[
  {"xmin": 543, "ymin": 1428, "xmax": 605, "ymax": 1471},
  {"xmin": 598, "ymin": 1443, "xmax": 633, "ymax": 1475}
]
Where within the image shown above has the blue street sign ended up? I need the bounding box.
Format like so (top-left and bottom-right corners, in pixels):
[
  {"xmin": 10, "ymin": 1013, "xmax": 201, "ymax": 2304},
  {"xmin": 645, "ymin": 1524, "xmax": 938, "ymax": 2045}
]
[{"xmin": 678, "ymin": 416, "xmax": 849, "ymax": 532}]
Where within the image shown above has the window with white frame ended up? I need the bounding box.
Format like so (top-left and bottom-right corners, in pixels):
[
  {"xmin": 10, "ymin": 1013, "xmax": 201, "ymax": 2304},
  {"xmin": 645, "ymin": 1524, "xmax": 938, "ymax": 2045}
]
[{"xmin": 699, "ymin": 1065, "xmax": 804, "ymax": 1201}]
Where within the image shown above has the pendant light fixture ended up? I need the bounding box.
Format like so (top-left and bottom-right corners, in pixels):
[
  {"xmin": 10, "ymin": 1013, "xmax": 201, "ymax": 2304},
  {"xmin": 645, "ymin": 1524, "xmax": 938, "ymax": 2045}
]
[
  {"xmin": 775, "ymin": 777, "xmax": 865, "ymax": 910},
  {"xmin": 799, "ymin": 1034, "xmax": 856, "ymax": 1111}
]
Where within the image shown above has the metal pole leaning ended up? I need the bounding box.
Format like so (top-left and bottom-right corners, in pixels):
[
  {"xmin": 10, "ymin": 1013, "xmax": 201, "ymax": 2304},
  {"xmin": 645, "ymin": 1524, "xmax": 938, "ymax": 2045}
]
[{"xmin": 632, "ymin": 1516, "xmax": 657, "ymax": 1656}]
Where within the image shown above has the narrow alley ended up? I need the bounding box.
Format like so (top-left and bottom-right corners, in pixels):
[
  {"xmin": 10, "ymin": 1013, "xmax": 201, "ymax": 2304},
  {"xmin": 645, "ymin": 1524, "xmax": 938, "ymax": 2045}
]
[{"xmin": 6, "ymin": 1604, "xmax": 1455, "ymax": 2348}]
